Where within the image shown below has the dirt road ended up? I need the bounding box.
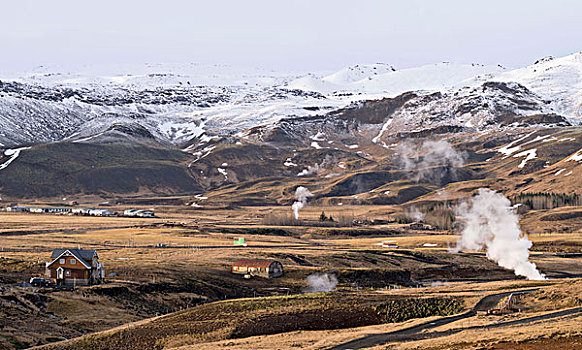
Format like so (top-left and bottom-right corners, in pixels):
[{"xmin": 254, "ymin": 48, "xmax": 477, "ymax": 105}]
[{"xmin": 328, "ymin": 289, "xmax": 543, "ymax": 350}]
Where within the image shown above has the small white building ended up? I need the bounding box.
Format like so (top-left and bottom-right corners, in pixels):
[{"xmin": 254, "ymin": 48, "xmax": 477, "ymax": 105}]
[
  {"xmin": 6, "ymin": 206, "xmax": 30, "ymax": 212},
  {"xmin": 88, "ymin": 209, "xmax": 116, "ymax": 216},
  {"xmin": 46, "ymin": 207, "xmax": 71, "ymax": 214},
  {"xmin": 123, "ymin": 209, "xmax": 137, "ymax": 216},
  {"xmin": 72, "ymin": 208, "xmax": 92, "ymax": 215},
  {"xmin": 18, "ymin": 207, "xmax": 71, "ymax": 214},
  {"xmin": 123, "ymin": 209, "xmax": 154, "ymax": 218}
]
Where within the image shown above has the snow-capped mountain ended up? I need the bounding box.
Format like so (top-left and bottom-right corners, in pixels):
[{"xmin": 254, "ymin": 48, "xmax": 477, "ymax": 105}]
[
  {"xmin": 494, "ymin": 52, "xmax": 582, "ymax": 118},
  {"xmin": 0, "ymin": 77, "xmax": 331, "ymax": 147},
  {"xmin": 323, "ymin": 63, "xmax": 396, "ymax": 84},
  {"xmin": 1, "ymin": 62, "xmax": 294, "ymax": 89},
  {"xmin": 0, "ymin": 53, "xmax": 580, "ymax": 150},
  {"xmin": 286, "ymin": 62, "xmax": 505, "ymax": 95},
  {"xmin": 1, "ymin": 53, "xmax": 581, "ymax": 199},
  {"xmin": 243, "ymin": 80, "xmax": 567, "ymax": 151},
  {"xmin": 0, "ymin": 61, "xmax": 504, "ymax": 148}
]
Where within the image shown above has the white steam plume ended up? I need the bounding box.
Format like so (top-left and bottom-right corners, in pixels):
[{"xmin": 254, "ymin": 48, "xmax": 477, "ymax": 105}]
[
  {"xmin": 297, "ymin": 155, "xmax": 335, "ymax": 177},
  {"xmin": 406, "ymin": 206, "xmax": 426, "ymax": 222},
  {"xmin": 303, "ymin": 273, "xmax": 338, "ymax": 293},
  {"xmin": 297, "ymin": 163, "xmax": 320, "ymax": 176},
  {"xmin": 398, "ymin": 140, "xmax": 466, "ymax": 184},
  {"xmin": 292, "ymin": 186, "xmax": 314, "ymax": 219},
  {"xmin": 454, "ymin": 188, "xmax": 545, "ymax": 280}
]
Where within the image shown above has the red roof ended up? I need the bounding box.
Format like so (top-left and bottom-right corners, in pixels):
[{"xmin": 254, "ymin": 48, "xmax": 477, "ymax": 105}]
[{"xmin": 232, "ymin": 259, "xmax": 279, "ymax": 268}]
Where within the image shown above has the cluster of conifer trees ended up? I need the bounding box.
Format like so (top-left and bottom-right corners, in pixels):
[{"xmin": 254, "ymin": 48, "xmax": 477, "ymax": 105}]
[{"xmin": 511, "ymin": 192, "xmax": 582, "ymax": 210}]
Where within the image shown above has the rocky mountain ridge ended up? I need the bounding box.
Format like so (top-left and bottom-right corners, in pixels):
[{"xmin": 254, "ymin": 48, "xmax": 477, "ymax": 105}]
[{"xmin": 0, "ymin": 53, "xmax": 581, "ymax": 199}]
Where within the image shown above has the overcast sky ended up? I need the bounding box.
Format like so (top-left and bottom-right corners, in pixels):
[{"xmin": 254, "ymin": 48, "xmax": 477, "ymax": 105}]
[{"xmin": 1, "ymin": 0, "xmax": 581, "ymax": 73}]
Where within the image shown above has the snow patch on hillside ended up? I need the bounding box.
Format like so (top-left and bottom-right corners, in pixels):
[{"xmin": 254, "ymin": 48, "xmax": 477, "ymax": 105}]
[
  {"xmin": 284, "ymin": 158, "xmax": 297, "ymax": 167},
  {"xmin": 311, "ymin": 142, "xmax": 323, "ymax": 149},
  {"xmin": 513, "ymin": 149, "xmax": 537, "ymax": 168},
  {"xmin": 373, "ymin": 118, "xmax": 393, "ymax": 143},
  {"xmin": 566, "ymin": 148, "xmax": 582, "ymax": 162},
  {"xmin": 0, "ymin": 147, "xmax": 31, "ymax": 171},
  {"xmin": 497, "ymin": 132, "xmax": 537, "ymax": 157},
  {"xmin": 158, "ymin": 120, "xmax": 206, "ymax": 142},
  {"xmin": 310, "ymin": 132, "xmax": 326, "ymax": 141},
  {"xmin": 217, "ymin": 168, "xmax": 228, "ymax": 180}
]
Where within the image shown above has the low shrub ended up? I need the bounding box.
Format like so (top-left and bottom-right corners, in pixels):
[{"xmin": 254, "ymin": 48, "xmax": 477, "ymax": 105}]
[{"xmin": 375, "ymin": 297, "xmax": 463, "ymax": 323}]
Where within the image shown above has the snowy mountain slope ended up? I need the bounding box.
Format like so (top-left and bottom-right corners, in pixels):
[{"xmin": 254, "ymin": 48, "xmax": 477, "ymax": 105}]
[
  {"xmin": 1, "ymin": 55, "xmax": 582, "ymax": 199},
  {"xmin": 356, "ymin": 62, "xmax": 506, "ymax": 94},
  {"xmin": 284, "ymin": 75, "xmax": 343, "ymax": 95},
  {"xmin": 0, "ymin": 78, "xmax": 335, "ymax": 147},
  {"xmin": 286, "ymin": 62, "xmax": 505, "ymax": 95},
  {"xmin": 3, "ymin": 62, "xmax": 296, "ymax": 89},
  {"xmin": 0, "ymin": 53, "xmax": 581, "ymax": 152},
  {"xmin": 269, "ymin": 56, "xmax": 582, "ymax": 148},
  {"xmin": 370, "ymin": 81, "xmax": 554, "ymax": 137},
  {"xmin": 493, "ymin": 52, "xmax": 582, "ymax": 121},
  {"xmin": 243, "ymin": 80, "xmax": 563, "ymax": 152},
  {"xmin": 322, "ymin": 63, "xmax": 396, "ymax": 84},
  {"xmin": 0, "ymin": 93, "xmax": 97, "ymax": 146}
]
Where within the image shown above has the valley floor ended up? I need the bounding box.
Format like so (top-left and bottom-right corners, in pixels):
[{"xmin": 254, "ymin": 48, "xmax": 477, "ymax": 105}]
[{"xmin": 0, "ymin": 205, "xmax": 580, "ymax": 349}]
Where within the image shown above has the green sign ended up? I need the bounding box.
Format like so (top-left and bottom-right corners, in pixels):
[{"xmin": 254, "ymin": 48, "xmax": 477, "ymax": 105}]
[{"xmin": 234, "ymin": 237, "xmax": 246, "ymax": 246}]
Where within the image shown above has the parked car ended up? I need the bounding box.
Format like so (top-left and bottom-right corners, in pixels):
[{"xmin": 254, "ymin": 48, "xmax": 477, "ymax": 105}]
[{"xmin": 29, "ymin": 277, "xmax": 54, "ymax": 287}]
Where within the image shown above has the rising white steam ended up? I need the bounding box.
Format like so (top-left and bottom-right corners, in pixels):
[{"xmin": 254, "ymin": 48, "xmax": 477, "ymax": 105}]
[
  {"xmin": 297, "ymin": 155, "xmax": 335, "ymax": 177},
  {"xmin": 304, "ymin": 273, "xmax": 338, "ymax": 293},
  {"xmin": 398, "ymin": 140, "xmax": 466, "ymax": 184},
  {"xmin": 297, "ymin": 163, "xmax": 320, "ymax": 176},
  {"xmin": 455, "ymin": 188, "xmax": 545, "ymax": 280},
  {"xmin": 292, "ymin": 186, "xmax": 314, "ymax": 219},
  {"xmin": 406, "ymin": 206, "xmax": 426, "ymax": 222}
]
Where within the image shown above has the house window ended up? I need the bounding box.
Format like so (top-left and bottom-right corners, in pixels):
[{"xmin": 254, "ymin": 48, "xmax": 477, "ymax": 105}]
[
  {"xmin": 65, "ymin": 270, "xmax": 71, "ymax": 276},
  {"xmin": 59, "ymin": 258, "xmax": 65, "ymax": 264},
  {"xmin": 70, "ymin": 259, "xmax": 76, "ymax": 265}
]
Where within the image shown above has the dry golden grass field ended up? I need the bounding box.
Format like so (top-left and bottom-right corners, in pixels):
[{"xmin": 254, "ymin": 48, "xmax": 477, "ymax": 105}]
[{"xmin": 0, "ymin": 204, "xmax": 581, "ymax": 350}]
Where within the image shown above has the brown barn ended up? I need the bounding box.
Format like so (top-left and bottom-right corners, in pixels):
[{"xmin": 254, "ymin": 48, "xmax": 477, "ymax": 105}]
[
  {"xmin": 45, "ymin": 249, "xmax": 105, "ymax": 285},
  {"xmin": 232, "ymin": 259, "xmax": 283, "ymax": 279},
  {"xmin": 409, "ymin": 222, "xmax": 433, "ymax": 230}
]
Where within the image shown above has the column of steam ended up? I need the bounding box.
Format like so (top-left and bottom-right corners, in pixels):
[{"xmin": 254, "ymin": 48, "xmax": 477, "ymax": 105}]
[
  {"xmin": 291, "ymin": 186, "xmax": 339, "ymax": 293},
  {"xmin": 292, "ymin": 186, "xmax": 314, "ymax": 219},
  {"xmin": 454, "ymin": 188, "xmax": 545, "ymax": 280}
]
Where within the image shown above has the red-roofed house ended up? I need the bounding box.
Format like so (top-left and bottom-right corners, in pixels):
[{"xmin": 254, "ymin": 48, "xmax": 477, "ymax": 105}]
[{"xmin": 232, "ymin": 259, "xmax": 283, "ymax": 279}]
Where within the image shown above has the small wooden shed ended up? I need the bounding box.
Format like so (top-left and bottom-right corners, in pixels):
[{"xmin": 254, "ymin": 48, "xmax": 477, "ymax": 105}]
[
  {"xmin": 409, "ymin": 222, "xmax": 432, "ymax": 230},
  {"xmin": 232, "ymin": 259, "xmax": 283, "ymax": 279}
]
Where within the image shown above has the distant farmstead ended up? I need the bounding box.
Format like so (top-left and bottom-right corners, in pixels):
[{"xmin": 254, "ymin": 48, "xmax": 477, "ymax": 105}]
[
  {"xmin": 3, "ymin": 205, "xmax": 154, "ymax": 218},
  {"xmin": 6, "ymin": 206, "xmax": 28, "ymax": 212},
  {"xmin": 232, "ymin": 259, "xmax": 283, "ymax": 279},
  {"xmin": 7, "ymin": 206, "xmax": 72, "ymax": 214},
  {"xmin": 409, "ymin": 222, "xmax": 433, "ymax": 230},
  {"xmin": 45, "ymin": 249, "xmax": 105, "ymax": 285},
  {"xmin": 123, "ymin": 209, "xmax": 155, "ymax": 218},
  {"xmin": 88, "ymin": 208, "xmax": 116, "ymax": 216}
]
